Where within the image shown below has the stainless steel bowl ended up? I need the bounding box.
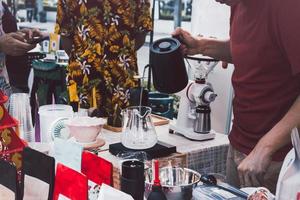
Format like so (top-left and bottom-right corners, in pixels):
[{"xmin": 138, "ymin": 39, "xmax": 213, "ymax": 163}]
[{"xmin": 145, "ymin": 167, "xmax": 201, "ymax": 200}]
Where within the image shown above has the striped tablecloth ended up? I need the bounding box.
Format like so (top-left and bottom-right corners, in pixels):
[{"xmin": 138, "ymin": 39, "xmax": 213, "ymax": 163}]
[{"xmin": 100, "ymin": 123, "xmax": 229, "ymax": 177}]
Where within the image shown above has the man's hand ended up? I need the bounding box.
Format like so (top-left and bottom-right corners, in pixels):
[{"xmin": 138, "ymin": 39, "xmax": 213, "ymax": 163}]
[
  {"xmin": 172, "ymin": 27, "xmax": 203, "ymax": 55},
  {"xmin": 172, "ymin": 28, "xmax": 232, "ymax": 63},
  {"xmin": 19, "ymin": 28, "xmax": 47, "ymax": 41},
  {"xmin": 237, "ymin": 147, "xmax": 272, "ymax": 187},
  {"xmin": 0, "ymin": 32, "xmax": 36, "ymax": 56}
]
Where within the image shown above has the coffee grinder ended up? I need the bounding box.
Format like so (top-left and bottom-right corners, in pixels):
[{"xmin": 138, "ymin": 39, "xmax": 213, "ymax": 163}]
[
  {"xmin": 150, "ymin": 37, "xmax": 219, "ymax": 141},
  {"xmin": 169, "ymin": 57, "xmax": 218, "ymax": 140}
]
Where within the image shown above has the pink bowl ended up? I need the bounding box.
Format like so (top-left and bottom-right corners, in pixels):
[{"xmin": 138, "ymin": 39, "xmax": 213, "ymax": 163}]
[{"xmin": 65, "ymin": 117, "xmax": 106, "ymax": 143}]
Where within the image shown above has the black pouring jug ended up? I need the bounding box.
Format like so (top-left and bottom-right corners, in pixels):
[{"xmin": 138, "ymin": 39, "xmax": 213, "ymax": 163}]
[{"xmin": 150, "ymin": 37, "xmax": 188, "ymax": 94}]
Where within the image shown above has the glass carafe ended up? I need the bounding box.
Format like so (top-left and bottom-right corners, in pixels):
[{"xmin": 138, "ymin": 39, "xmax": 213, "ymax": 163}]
[{"xmin": 122, "ymin": 106, "xmax": 157, "ymax": 149}]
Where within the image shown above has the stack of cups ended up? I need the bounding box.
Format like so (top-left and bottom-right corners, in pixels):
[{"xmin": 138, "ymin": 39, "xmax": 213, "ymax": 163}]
[{"xmin": 9, "ymin": 93, "xmax": 34, "ymax": 142}]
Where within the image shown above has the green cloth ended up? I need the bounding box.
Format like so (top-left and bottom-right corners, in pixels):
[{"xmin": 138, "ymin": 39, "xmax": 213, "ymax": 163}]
[{"xmin": 32, "ymin": 60, "xmax": 68, "ymax": 106}]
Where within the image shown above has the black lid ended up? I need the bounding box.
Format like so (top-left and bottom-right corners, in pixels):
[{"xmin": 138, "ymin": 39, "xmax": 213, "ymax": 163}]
[{"xmin": 151, "ymin": 38, "xmax": 181, "ymax": 54}]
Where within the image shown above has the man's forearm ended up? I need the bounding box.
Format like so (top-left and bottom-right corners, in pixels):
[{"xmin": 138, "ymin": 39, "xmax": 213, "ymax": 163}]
[
  {"xmin": 255, "ymin": 95, "xmax": 300, "ymax": 157},
  {"xmin": 198, "ymin": 38, "xmax": 232, "ymax": 63}
]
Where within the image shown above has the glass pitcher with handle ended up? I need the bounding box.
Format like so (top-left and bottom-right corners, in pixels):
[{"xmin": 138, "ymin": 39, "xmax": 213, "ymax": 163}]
[{"xmin": 121, "ymin": 106, "xmax": 157, "ymax": 149}]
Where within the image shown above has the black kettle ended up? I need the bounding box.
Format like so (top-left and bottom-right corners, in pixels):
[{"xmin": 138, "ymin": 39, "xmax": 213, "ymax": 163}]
[{"xmin": 150, "ymin": 37, "xmax": 188, "ymax": 94}]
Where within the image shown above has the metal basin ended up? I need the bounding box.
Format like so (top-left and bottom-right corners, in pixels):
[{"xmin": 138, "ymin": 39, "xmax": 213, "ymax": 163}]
[{"xmin": 145, "ymin": 167, "xmax": 201, "ymax": 200}]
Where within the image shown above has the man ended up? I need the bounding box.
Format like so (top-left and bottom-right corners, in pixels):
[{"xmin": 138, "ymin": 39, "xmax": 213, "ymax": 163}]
[
  {"xmin": 2, "ymin": 1, "xmax": 33, "ymax": 93},
  {"xmin": 55, "ymin": 0, "xmax": 152, "ymax": 117},
  {"xmin": 173, "ymin": 0, "xmax": 300, "ymax": 193},
  {"xmin": 0, "ymin": 1, "xmax": 42, "ymax": 96}
]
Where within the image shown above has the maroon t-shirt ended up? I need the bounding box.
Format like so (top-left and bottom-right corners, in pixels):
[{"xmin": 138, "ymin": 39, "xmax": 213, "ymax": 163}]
[{"xmin": 229, "ymin": 0, "xmax": 300, "ymax": 161}]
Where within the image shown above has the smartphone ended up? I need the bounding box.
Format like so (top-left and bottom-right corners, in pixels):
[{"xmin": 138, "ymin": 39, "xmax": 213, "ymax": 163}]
[{"xmin": 28, "ymin": 36, "xmax": 50, "ymax": 44}]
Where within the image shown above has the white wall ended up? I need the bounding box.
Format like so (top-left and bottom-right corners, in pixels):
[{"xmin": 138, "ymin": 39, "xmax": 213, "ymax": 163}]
[{"xmin": 191, "ymin": 0, "xmax": 233, "ymax": 134}]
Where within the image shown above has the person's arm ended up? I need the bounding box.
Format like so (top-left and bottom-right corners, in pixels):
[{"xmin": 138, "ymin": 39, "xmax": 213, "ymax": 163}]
[
  {"xmin": 172, "ymin": 28, "xmax": 232, "ymax": 63},
  {"xmin": 238, "ymin": 0, "xmax": 300, "ymax": 187},
  {"xmin": 19, "ymin": 28, "xmax": 48, "ymax": 42},
  {"xmin": 196, "ymin": 38, "xmax": 232, "ymax": 63},
  {"xmin": 238, "ymin": 95, "xmax": 300, "ymax": 187},
  {"xmin": 0, "ymin": 32, "xmax": 35, "ymax": 56}
]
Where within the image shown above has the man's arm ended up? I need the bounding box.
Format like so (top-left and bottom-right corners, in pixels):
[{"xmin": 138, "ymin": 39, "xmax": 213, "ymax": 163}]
[
  {"xmin": 0, "ymin": 32, "xmax": 35, "ymax": 56},
  {"xmin": 196, "ymin": 38, "xmax": 232, "ymax": 63},
  {"xmin": 238, "ymin": 95, "xmax": 300, "ymax": 186},
  {"xmin": 238, "ymin": 0, "xmax": 300, "ymax": 187},
  {"xmin": 172, "ymin": 28, "xmax": 232, "ymax": 63},
  {"xmin": 257, "ymin": 96, "xmax": 300, "ymax": 156}
]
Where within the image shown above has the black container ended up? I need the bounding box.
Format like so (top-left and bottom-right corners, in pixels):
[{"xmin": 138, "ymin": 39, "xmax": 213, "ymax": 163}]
[
  {"xmin": 150, "ymin": 38, "xmax": 188, "ymax": 94},
  {"xmin": 121, "ymin": 160, "xmax": 145, "ymax": 200}
]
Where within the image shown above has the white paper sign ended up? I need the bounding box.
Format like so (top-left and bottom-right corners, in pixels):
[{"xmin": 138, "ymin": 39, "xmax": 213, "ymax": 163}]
[
  {"xmin": 276, "ymin": 129, "xmax": 300, "ymax": 200},
  {"xmin": 54, "ymin": 138, "xmax": 83, "ymax": 172}
]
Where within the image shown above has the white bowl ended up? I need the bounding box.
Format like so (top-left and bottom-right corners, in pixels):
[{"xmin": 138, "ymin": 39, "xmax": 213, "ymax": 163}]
[{"xmin": 65, "ymin": 117, "xmax": 106, "ymax": 143}]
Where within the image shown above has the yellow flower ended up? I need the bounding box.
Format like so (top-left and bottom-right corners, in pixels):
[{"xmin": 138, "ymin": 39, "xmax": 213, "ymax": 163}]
[
  {"xmin": 109, "ymin": 45, "xmax": 120, "ymax": 53},
  {"xmin": 122, "ymin": 12, "xmax": 134, "ymax": 27},
  {"xmin": 83, "ymin": 74, "xmax": 89, "ymax": 84},
  {"xmin": 74, "ymin": 35, "xmax": 88, "ymax": 53},
  {"xmin": 123, "ymin": 35, "xmax": 130, "ymax": 47},
  {"xmin": 88, "ymin": 17, "xmax": 105, "ymax": 41},
  {"xmin": 68, "ymin": 61, "xmax": 81, "ymax": 71},
  {"xmin": 81, "ymin": 49, "xmax": 92, "ymax": 58},
  {"xmin": 11, "ymin": 153, "xmax": 22, "ymax": 170},
  {"xmin": 88, "ymin": 53, "xmax": 96, "ymax": 63},
  {"xmin": 93, "ymin": 58, "xmax": 102, "ymax": 72},
  {"xmin": 68, "ymin": 61, "xmax": 82, "ymax": 78},
  {"xmin": 117, "ymin": 7, "xmax": 124, "ymax": 15},
  {"xmin": 94, "ymin": 43, "xmax": 102, "ymax": 55},
  {"xmin": 108, "ymin": 25, "xmax": 121, "ymax": 41},
  {"xmin": 80, "ymin": 3, "xmax": 88, "ymax": 15}
]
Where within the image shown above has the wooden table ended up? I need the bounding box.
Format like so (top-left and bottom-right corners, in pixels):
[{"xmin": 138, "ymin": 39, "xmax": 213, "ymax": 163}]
[{"xmin": 98, "ymin": 123, "xmax": 229, "ymax": 188}]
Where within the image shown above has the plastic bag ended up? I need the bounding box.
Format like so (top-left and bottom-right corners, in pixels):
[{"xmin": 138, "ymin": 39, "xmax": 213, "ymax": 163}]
[{"xmin": 276, "ymin": 128, "xmax": 300, "ymax": 200}]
